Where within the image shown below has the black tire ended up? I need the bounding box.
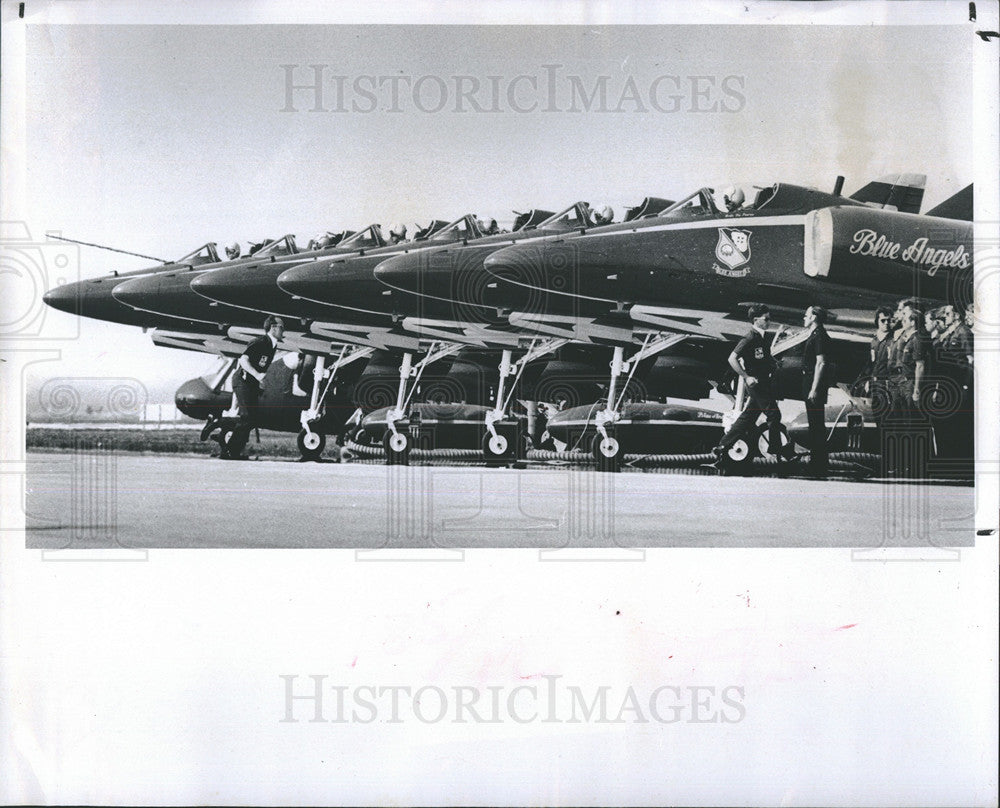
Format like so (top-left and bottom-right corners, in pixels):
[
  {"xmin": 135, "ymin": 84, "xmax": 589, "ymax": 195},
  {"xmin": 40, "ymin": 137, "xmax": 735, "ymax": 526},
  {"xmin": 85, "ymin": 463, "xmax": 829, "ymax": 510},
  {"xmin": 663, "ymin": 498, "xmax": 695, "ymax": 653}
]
[
  {"xmin": 200, "ymin": 414, "xmax": 221, "ymax": 442},
  {"xmin": 346, "ymin": 426, "xmax": 373, "ymax": 447},
  {"xmin": 297, "ymin": 428, "xmax": 326, "ymax": 461},
  {"xmin": 217, "ymin": 426, "xmax": 237, "ymax": 459},
  {"xmin": 757, "ymin": 422, "xmax": 791, "ymax": 459},
  {"xmin": 482, "ymin": 431, "xmax": 514, "ymax": 463},
  {"xmin": 383, "ymin": 430, "xmax": 411, "ymax": 465},
  {"xmin": 518, "ymin": 433, "xmax": 532, "ymax": 460},
  {"xmin": 592, "ymin": 433, "xmax": 622, "ymax": 473}
]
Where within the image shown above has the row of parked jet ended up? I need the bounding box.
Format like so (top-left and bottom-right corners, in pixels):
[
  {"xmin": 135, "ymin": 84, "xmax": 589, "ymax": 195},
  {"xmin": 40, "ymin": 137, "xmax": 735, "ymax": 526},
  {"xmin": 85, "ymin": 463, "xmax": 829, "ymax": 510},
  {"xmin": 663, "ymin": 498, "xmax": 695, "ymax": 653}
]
[{"xmin": 43, "ymin": 174, "xmax": 973, "ymax": 470}]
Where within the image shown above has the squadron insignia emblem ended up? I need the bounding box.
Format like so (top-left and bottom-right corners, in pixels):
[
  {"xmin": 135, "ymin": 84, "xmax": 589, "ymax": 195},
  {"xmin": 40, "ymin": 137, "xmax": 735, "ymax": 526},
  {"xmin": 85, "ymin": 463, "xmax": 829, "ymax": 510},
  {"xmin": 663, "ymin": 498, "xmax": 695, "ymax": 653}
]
[{"xmin": 714, "ymin": 228, "xmax": 753, "ymax": 277}]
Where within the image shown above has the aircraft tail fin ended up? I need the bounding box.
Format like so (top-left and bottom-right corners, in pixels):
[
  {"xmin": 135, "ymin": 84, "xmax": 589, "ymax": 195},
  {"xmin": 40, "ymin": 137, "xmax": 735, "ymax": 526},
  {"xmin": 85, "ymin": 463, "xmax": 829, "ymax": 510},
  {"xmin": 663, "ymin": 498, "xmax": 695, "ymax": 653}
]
[
  {"xmin": 925, "ymin": 184, "xmax": 973, "ymax": 221},
  {"xmin": 849, "ymin": 173, "xmax": 926, "ymax": 214}
]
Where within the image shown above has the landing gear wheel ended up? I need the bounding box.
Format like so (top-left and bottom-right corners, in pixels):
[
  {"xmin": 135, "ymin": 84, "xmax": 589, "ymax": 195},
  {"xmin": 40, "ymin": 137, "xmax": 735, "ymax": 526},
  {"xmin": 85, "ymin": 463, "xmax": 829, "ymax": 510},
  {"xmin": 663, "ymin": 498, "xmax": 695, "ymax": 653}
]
[
  {"xmin": 592, "ymin": 434, "xmax": 622, "ymax": 473},
  {"xmin": 347, "ymin": 426, "xmax": 372, "ymax": 447},
  {"xmin": 482, "ymin": 432, "xmax": 512, "ymax": 463},
  {"xmin": 725, "ymin": 436, "xmax": 755, "ymax": 469},
  {"xmin": 383, "ymin": 430, "xmax": 411, "ymax": 465},
  {"xmin": 758, "ymin": 423, "xmax": 791, "ymax": 460},
  {"xmin": 217, "ymin": 426, "xmax": 237, "ymax": 459},
  {"xmin": 200, "ymin": 414, "xmax": 220, "ymax": 442},
  {"xmin": 297, "ymin": 428, "xmax": 326, "ymax": 461}
]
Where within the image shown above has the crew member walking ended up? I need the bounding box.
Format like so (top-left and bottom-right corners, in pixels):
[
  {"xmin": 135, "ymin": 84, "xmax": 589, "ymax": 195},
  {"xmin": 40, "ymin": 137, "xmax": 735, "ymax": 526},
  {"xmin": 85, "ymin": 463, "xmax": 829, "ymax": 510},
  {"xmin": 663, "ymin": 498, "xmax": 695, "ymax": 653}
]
[
  {"xmin": 228, "ymin": 315, "xmax": 284, "ymax": 458},
  {"xmin": 713, "ymin": 304, "xmax": 789, "ymax": 464}
]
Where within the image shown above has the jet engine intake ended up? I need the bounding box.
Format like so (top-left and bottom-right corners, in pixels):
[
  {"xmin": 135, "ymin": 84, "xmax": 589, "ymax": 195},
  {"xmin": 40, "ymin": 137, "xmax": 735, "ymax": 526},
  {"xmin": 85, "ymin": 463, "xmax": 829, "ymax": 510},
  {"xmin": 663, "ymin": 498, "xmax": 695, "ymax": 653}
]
[{"xmin": 804, "ymin": 206, "xmax": 972, "ymax": 303}]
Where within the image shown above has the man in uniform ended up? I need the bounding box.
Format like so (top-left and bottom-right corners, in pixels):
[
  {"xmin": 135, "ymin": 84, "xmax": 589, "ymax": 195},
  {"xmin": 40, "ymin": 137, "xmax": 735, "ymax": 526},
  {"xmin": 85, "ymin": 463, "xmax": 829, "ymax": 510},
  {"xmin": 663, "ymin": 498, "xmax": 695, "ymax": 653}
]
[
  {"xmin": 592, "ymin": 204, "xmax": 615, "ymax": 226},
  {"xmin": 388, "ymin": 223, "xmax": 408, "ymax": 244},
  {"xmin": 932, "ymin": 303, "xmax": 974, "ymax": 460},
  {"xmin": 868, "ymin": 306, "xmax": 895, "ymax": 427},
  {"xmin": 712, "ymin": 304, "xmax": 790, "ymax": 464},
  {"xmin": 886, "ymin": 307, "xmax": 929, "ymax": 476},
  {"xmin": 224, "ymin": 241, "xmax": 241, "ymax": 260},
  {"xmin": 226, "ymin": 315, "xmax": 284, "ymax": 458},
  {"xmin": 802, "ymin": 305, "xmax": 831, "ymax": 477},
  {"xmin": 721, "ymin": 186, "xmax": 745, "ymax": 212}
]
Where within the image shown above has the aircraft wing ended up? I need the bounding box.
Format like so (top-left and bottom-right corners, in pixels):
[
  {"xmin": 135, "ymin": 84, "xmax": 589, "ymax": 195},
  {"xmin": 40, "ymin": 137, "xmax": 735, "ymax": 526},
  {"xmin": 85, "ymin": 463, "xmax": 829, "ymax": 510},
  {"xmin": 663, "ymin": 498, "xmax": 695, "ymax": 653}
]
[
  {"xmin": 150, "ymin": 328, "xmax": 255, "ymax": 357},
  {"xmin": 151, "ymin": 326, "xmax": 352, "ymax": 358}
]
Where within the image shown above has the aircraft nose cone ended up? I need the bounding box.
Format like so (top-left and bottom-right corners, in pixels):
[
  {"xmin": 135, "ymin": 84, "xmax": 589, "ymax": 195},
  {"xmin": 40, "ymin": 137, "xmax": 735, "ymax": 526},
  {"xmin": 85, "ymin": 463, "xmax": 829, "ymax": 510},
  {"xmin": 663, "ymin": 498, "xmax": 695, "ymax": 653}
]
[
  {"xmin": 372, "ymin": 253, "xmax": 421, "ymax": 295},
  {"xmin": 482, "ymin": 242, "xmax": 557, "ymax": 288},
  {"xmin": 110, "ymin": 277, "xmax": 150, "ymax": 309},
  {"xmin": 488, "ymin": 240, "xmax": 606, "ymax": 298},
  {"xmin": 374, "ymin": 247, "xmax": 497, "ymax": 309},
  {"xmin": 189, "ymin": 270, "xmax": 227, "ymax": 303},
  {"xmin": 189, "ymin": 267, "xmax": 260, "ymax": 307},
  {"xmin": 42, "ymin": 282, "xmax": 80, "ymax": 315},
  {"xmin": 276, "ymin": 262, "xmax": 333, "ymax": 304}
]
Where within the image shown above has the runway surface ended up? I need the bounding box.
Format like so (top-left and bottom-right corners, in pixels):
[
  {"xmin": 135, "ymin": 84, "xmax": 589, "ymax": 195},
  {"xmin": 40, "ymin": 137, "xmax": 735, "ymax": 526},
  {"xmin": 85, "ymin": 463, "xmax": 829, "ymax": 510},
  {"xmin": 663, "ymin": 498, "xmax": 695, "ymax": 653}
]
[{"xmin": 23, "ymin": 450, "xmax": 974, "ymax": 549}]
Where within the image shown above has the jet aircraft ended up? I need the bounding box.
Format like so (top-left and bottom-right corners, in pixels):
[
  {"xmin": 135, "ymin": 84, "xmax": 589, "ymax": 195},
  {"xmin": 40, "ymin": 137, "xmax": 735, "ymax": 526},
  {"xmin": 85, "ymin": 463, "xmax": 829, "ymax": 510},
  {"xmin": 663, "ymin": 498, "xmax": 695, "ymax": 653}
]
[
  {"xmin": 369, "ymin": 175, "xmax": 968, "ymax": 469},
  {"xmin": 472, "ymin": 179, "xmax": 970, "ymax": 469}
]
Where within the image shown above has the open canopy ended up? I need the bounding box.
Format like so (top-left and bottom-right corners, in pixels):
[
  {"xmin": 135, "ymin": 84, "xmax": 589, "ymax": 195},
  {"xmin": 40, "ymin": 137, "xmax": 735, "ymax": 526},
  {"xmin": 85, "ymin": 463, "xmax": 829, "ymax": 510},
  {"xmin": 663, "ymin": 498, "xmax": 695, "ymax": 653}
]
[
  {"xmin": 174, "ymin": 242, "xmax": 221, "ymax": 265},
  {"xmin": 657, "ymin": 184, "xmax": 788, "ymax": 218},
  {"xmin": 426, "ymin": 214, "xmax": 484, "ymax": 242},
  {"xmin": 414, "ymin": 219, "xmax": 454, "ymax": 240},
  {"xmin": 251, "ymin": 234, "xmax": 299, "ymax": 258},
  {"xmin": 537, "ymin": 202, "xmax": 596, "ymax": 232},
  {"xmin": 511, "ymin": 208, "xmax": 556, "ymax": 231},
  {"xmin": 338, "ymin": 224, "xmax": 386, "ymax": 250}
]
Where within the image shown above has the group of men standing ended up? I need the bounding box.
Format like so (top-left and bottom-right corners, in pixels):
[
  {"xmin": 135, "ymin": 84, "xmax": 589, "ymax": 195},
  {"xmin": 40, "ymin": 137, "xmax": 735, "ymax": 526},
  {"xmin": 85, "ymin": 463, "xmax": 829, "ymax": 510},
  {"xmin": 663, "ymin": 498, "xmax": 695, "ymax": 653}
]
[
  {"xmin": 712, "ymin": 298, "xmax": 974, "ymax": 478},
  {"xmin": 869, "ymin": 299, "xmax": 974, "ymax": 473}
]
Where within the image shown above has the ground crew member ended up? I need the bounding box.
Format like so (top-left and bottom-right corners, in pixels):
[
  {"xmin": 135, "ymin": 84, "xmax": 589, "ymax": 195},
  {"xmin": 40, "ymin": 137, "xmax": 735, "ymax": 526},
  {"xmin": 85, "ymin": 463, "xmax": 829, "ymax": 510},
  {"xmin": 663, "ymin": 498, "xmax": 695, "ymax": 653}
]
[
  {"xmin": 886, "ymin": 307, "xmax": 929, "ymax": 476},
  {"xmin": 868, "ymin": 305, "xmax": 894, "ymax": 426},
  {"xmin": 932, "ymin": 303, "xmax": 974, "ymax": 460},
  {"xmin": 227, "ymin": 315, "xmax": 284, "ymax": 458},
  {"xmin": 802, "ymin": 305, "xmax": 831, "ymax": 477},
  {"xmin": 712, "ymin": 304, "xmax": 790, "ymax": 464}
]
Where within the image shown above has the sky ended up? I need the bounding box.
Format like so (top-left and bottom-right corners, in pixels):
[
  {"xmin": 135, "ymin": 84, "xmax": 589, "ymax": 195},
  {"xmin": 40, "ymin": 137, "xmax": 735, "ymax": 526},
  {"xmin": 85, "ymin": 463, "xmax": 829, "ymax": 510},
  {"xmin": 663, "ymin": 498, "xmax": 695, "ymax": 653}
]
[{"xmin": 4, "ymin": 9, "xmax": 978, "ymax": 402}]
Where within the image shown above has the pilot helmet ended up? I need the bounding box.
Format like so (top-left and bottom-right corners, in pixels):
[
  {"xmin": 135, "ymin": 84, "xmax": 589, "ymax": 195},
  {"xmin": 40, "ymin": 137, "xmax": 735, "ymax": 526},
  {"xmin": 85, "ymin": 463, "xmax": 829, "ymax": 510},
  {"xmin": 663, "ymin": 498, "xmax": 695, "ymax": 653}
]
[
  {"xmin": 389, "ymin": 222, "xmax": 407, "ymax": 240},
  {"xmin": 225, "ymin": 241, "xmax": 241, "ymax": 259},
  {"xmin": 594, "ymin": 204, "xmax": 614, "ymax": 225},
  {"xmin": 482, "ymin": 217, "xmax": 497, "ymax": 232},
  {"xmin": 722, "ymin": 185, "xmax": 745, "ymax": 211}
]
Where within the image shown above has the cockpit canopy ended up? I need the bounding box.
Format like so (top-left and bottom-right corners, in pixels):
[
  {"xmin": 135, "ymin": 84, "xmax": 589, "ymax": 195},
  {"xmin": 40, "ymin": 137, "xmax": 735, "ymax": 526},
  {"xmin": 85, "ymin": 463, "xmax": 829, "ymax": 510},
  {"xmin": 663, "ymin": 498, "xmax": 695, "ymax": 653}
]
[
  {"xmin": 538, "ymin": 202, "xmax": 597, "ymax": 232},
  {"xmin": 413, "ymin": 219, "xmax": 452, "ymax": 240},
  {"xmin": 427, "ymin": 214, "xmax": 483, "ymax": 243},
  {"xmin": 656, "ymin": 184, "xmax": 798, "ymax": 219},
  {"xmin": 512, "ymin": 209, "xmax": 556, "ymax": 231},
  {"xmin": 339, "ymin": 224, "xmax": 386, "ymax": 250},
  {"xmin": 174, "ymin": 242, "xmax": 221, "ymax": 266},
  {"xmin": 624, "ymin": 197, "xmax": 675, "ymax": 221},
  {"xmin": 250, "ymin": 234, "xmax": 299, "ymax": 258},
  {"xmin": 307, "ymin": 230, "xmax": 354, "ymax": 251}
]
